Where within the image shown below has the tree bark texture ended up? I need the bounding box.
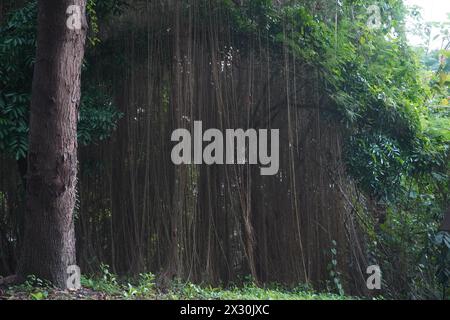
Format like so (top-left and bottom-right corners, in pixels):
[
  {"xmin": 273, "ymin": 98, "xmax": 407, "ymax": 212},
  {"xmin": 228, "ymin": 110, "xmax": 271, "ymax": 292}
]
[{"xmin": 18, "ymin": 0, "xmax": 87, "ymax": 288}]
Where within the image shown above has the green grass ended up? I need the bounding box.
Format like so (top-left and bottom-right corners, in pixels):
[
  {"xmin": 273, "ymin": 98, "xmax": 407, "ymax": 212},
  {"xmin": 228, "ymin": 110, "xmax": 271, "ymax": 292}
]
[
  {"xmin": 1, "ymin": 266, "xmax": 354, "ymax": 300},
  {"xmin": 78, "ymin": 265, "xmax": 352, "ymax": 300},
  {"xmin": 161, "ymin": 282, "xmax": 350, "ymax": 300}
]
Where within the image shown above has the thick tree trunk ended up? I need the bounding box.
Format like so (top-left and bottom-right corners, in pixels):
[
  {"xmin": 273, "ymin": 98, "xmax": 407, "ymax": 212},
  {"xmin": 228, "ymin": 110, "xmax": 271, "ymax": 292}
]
[{"xmin": 18, "ymin": 0, "xmax": 87, "ymax": 288}]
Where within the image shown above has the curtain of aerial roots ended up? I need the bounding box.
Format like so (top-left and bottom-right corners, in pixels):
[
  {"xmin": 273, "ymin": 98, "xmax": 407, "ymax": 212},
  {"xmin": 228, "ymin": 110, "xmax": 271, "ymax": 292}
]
[{"xmin": 0, "ymin": 0, "xmax": 367, "ymax": 293}]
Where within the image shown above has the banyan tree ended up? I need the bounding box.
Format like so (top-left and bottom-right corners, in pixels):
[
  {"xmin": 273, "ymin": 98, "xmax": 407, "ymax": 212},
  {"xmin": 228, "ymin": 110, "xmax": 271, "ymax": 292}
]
[{"xmin": 1, "ymin": 0, "xmax": 387, "ymax": 295}]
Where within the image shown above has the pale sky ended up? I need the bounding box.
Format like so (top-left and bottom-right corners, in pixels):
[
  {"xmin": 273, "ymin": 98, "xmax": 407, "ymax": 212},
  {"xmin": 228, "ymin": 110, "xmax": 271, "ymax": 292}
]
[
  {"xmin": 403, "ymin": 0, "xmax": 450, "ymax": 49},
  {"xmin": 404, "ymin": 0, "xmax": 450, "ymax": 22}
]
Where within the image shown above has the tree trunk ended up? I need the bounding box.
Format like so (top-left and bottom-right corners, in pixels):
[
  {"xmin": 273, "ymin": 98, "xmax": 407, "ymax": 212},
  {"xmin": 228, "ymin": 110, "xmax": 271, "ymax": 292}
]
[{"xmin": 18, "ymin": 0, "xmax": 87, "ymax": 288}]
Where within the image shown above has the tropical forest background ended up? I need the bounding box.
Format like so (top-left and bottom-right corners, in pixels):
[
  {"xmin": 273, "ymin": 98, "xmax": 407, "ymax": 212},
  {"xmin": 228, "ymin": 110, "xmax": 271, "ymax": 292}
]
[{"xmin": 0, "ymin": 0, "xmax": 449, "ymax": 300}]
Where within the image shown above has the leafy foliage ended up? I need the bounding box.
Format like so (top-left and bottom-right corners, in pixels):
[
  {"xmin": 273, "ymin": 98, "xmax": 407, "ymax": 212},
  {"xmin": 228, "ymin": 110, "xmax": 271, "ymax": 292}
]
[
  {"xmin": 0, "ymin": 0, "xmax": 448, "ymax": 300},
  {"xmin": 0, "ymin": 1, "xmax": 123, "ymax": 160},
  {"xmin": 78, "ymin": 89, "xmax": 122, "ymax": 146},
  {"xmin": 220, "ymin": 0, "xmax": 449, "ymax": 298},
  {"xmin": 0, "ymin": 1, "xmax": 36, "ymax": 159}
]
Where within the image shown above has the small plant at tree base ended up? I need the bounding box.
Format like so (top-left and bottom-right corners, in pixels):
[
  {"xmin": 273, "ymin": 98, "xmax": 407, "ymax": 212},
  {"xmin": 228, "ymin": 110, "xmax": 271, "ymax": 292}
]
[
  {"xmin": 123, "ymin": 273, "xmax": 156, "ymax": 299},
  {"xmin": 327, "ymin": 240, "xmax": 345, "ymax": 296}
]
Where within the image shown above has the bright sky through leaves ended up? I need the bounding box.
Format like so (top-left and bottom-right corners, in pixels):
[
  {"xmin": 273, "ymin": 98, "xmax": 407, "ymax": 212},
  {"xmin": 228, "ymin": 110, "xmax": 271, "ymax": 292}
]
[
  {"xmin": 404, "ymin": 0, "xmax": 450, "ymax": 22},
  {"xmin": 404, "ymin": 0, "xmax": 450, "ymax": 49}
]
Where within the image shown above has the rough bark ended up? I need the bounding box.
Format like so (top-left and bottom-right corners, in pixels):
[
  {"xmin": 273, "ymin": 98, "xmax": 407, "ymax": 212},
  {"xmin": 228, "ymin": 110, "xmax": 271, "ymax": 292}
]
[{"xmin": 18, "ymin": 0, "xmax": 87, "ymax": 288}]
